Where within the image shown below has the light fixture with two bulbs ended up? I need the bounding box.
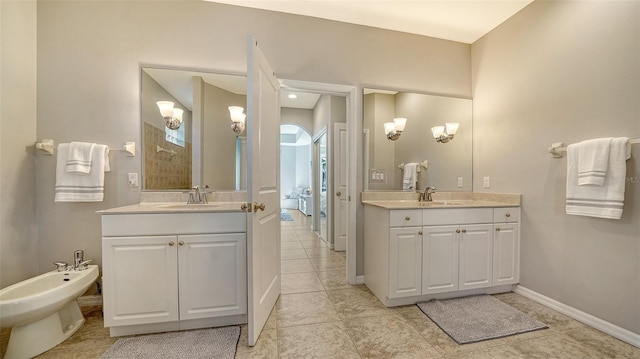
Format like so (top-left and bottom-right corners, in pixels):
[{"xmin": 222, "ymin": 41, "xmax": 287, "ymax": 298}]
[
  {"xmin": 431, "ymin": 123, "xmax": 460, "ymax": 143},
  {"xmin": 228, "ymin": 106, "xmax": 246, "ymax": 135},
  {"xmin": 156, "ymin": 101, "xmax": 184, "ymax": 130},
  {"xmin": 383, "ymin": 118, "xmax": 408, "ymax": 141}
]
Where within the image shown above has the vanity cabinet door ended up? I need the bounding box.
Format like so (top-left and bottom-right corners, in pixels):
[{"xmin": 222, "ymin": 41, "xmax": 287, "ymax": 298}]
[
  {"xmin": 388, "ymin": 227, "xmax": 422, "ymax": 298},
  {"xmin": 459, "ymin": 224, "xmax": 493, "ymax": 290},
  {"xmin": 102, "ymin": 236, "xmax": 179, "ymax": 327},
  {"xmin": 178, "ymin": 233, "xmax": 247, "ymax": 320},
  {"xmin": 422, "ymin": 225, "xmax": 459, "ymax": 294},
  {"xmin": 493, "ymin": 223, "xmax": 520, "ymax": 285}
]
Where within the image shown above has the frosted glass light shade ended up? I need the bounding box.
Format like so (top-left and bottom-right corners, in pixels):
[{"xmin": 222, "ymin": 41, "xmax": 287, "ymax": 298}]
[
  {"xmin": 431, "ymin": 126, "xmax": 445, "ymax": 138},
  {"xmin": 156, "ymin": 101, "xmax": 175, "ymax": 118},
  {"xmin": 445, "ymin": 122, "xmax": 459, "ymax": 135},
  {"xmin": 384, "ymin": 122, "xmax": 396, "ymax": 135},
  {"xmin": 393, "ymin": 118, "xmax": 407, "ymax": 132},
  {"xmin": 172, "ymin": 108, "xmax": 184, "ymax": 122},
  {"xmin": 228, "ymin": 106, "xmax": 245, "ymax": 123}
]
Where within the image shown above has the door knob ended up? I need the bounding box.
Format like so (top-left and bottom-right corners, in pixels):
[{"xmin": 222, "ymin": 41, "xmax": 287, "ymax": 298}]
[
  {"xmin": 336, "ymin": 191, "xmax": 342, "ymax": 196},
  {"xmin": 253, "ymin": 202, "xmax": 265, "ymax": 212}
]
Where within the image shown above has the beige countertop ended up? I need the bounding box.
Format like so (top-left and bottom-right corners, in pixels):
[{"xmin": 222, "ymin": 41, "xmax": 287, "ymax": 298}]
[
  {"xmin": 361, "ymin": 191, "xmax": 521, "ymax": 209},
  {"xmin": 361, "ymin": 199, "xmax": 519, "ymax": 209},
  {"xmin": 97, "ymin": 202, "xmax": 246, "ymax": 214}
]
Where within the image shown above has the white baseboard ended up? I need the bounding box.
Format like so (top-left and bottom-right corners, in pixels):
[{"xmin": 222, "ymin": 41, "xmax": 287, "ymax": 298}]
[{"xmin": 514, "ymin": 285, "xmax": 639, "ymax": 348}]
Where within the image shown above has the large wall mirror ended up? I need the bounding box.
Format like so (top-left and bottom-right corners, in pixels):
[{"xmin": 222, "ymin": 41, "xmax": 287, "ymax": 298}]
[
  {"xmin": 141, "ymin": 68, "xmax": 247, "ymax": 191},
  {"xmin": 363, "ymin": 89, "xmax": 472, "ymax": 192}
]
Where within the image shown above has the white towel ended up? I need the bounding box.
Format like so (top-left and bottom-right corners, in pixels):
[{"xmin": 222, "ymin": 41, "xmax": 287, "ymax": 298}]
[
  {"xmin": 55, "ymin": 143, "xmax": 110, "ymax": 202},
  {"xmin": 577, "ymin": 138, "xmax": 611, "ymax": 186},
  {"xmin": 566, "ymin": 137, "xmax": 630, "ymax": 219},
  {"xmin": 66, "ymin": 142, "xmax": 96, "ymax": 174},
  {"xmin": 402, "ymin": 163, "xmax": 418, "ymax": 190}
]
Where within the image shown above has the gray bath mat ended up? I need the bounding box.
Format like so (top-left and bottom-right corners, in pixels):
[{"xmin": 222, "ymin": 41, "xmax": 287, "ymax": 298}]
[
  {"xmin": 417, "ymin": 295, "xmax": 547, "ymax": 344},
  {"xmin": 100, "ymin": 326, "xmax": 240, "ymax": 359}
]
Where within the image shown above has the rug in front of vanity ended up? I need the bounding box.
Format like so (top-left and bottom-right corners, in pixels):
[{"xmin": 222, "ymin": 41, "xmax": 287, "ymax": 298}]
[
  {"xmin": 100, "ymin": 326, "xmax": 240, "ymax": 359},
  {"xmin": 417, "ymin": 295, "xmax": 548, "ymax": 344}
]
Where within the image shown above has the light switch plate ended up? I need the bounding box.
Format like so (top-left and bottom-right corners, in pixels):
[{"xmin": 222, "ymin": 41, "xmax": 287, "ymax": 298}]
[
  {"xmin": 483, "ymin": 177, "xmax": 490, "ymax": 188},
  {"xmin": 457, "ymin": 177, "xmax": 463, "ymax": 187},
  {"xmin": 128, "ymin": 173, "xmax": 139, "ymax": 187}
]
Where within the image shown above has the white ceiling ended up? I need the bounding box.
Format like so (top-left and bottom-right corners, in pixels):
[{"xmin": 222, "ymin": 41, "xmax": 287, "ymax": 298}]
[{"xmin": 207, "ymin": 0, "xmax": 533, "ymax": 44}]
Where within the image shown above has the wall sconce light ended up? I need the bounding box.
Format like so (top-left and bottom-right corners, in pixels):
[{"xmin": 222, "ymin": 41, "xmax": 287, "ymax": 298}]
[
  {"xmin": 156, "ymin": 101, "xmax": 184, "ymax": 130},
  {"xmin": 228, "ymin": 106, "xmax": 246, "ymax": 135},
  {"xmin": 383, "ymin": 117, "xmax": 407, "ymax": 141},
  {"xmin": 431, "ymin": 122, "xmax": 459, "ymax": 143}
]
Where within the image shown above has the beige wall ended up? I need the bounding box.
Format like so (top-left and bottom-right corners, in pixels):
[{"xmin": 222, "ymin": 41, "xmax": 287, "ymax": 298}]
[
  {"xmin": 472, "ymin": 0, "xmax": 640, "ymax": 334},
  {"xmin": 0, "ymin": 0, "xmax": 39, "ymax": 288},
  {"xmin": 33, "ymin": 1, "xmax": 469, "ymax": 279}
]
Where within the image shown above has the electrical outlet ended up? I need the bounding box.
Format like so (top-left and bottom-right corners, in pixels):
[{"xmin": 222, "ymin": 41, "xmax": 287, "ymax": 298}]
[
  {"xmin": 457, "ymin": 177, "xmax": 463, "ymax": 187},
  {"xmin": 128, "ymin": 173, "xmax": 139, "ymax": 187},
  {"xmin": 483, "ymin": 176, "xmax": 490, "ymax": 188}
]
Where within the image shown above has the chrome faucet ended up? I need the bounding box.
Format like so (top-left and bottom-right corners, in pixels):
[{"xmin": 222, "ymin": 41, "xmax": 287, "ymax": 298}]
[
  {"xmin": 73, "ymin": 250, "xmax": 92, "ymax": 270},
  {"xmin": 420, "ymin": 186, "xmax": 436, "ymax": 202},
  {"xmin": 187, "ymin": 185, "xmax": 208, "ymax": 204}
]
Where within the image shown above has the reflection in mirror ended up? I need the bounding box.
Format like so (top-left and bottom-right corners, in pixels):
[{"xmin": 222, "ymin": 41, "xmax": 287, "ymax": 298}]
[
  {"xmin": 141, "ymin": 68, "xmax": 246, "ymax": 191},
  {"xmin": 363, "ymin": 89, "xmax": 472, "ymax": 192}
]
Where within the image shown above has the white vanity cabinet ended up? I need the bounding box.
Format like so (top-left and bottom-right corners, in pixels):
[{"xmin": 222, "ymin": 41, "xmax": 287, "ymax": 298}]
[
  {"xmin": 492, "ymin": 208, "xmax": 520, "ymax": 286},
  {"xmin": 364, "ymin": 204, "xmax": 520, "ymax": 307},
  {"xmin": 100, "ymin": 211, "xmax": 247, "ymax": 336}
]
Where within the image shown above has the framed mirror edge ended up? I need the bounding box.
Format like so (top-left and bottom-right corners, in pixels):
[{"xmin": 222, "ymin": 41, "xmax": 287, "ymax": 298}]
[
  {"xmin": 362, "ymin": 86, "xmax": 474, "ymax": 192},
  {"xmin": 140, "ymin": 65, "xmax": 248, "ymax": 192}
]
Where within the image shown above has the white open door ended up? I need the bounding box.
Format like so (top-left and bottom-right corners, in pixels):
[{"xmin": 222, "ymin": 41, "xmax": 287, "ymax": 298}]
[
  {"xmin": 333, "ymin": 123, "xmax": 347, "ymax": 251},
  {"xmin": 246, "ymin": 36, "xmax": 281, "ymax": 347}
]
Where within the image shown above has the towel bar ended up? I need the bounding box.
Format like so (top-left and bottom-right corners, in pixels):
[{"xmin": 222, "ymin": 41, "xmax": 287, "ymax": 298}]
[
  {"xmin": 35, "ymin": 140, "xmax": 136, "ymax": 157},
  {"xmin": 549, "ymin": 138, "xmax": 639, "ymax": 158},
  {"xmin": 398, "ymin": 160, "xmax": 429, "ymax": 172}
]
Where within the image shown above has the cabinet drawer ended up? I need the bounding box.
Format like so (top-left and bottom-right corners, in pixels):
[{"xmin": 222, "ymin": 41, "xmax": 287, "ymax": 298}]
[
  {"xmin": 102, "ymin": 212, "xmax": 246, "ymax": 236},
  {"xmin": 423, "ymin": 208, "xmax": 493, "ymax": 226},
  {"xmin": 390, "ymin": 210, "xmax": 423, "ymax": 227},
  {"xmin": 494, "ymin": 208, "xmax": 520, "ymax": 223}
]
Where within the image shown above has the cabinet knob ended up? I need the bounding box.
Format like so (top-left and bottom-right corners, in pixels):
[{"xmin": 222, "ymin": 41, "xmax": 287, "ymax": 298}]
[
  {"xmin": 505, "ymin": 213, "xmax": 511, "ymax": 218},
  {"xmin": 179, "ymin": 241, "xmax": 185, "ymax": 246},
  {"xmin": 168, "ymin": 241, "xmax": 175, "ymax": 246},
  {"xmin": 496, "ymin": 228, "xmax": 501, "ymax": 231},
  {"xmin": 336, "ymin": 191, "xmax": 342, "ymax": 197},
  {"xmin": 456, "ymin": 229, "xmax": 461, "ymax": 233},
  {"xmin": 461, "ymin": 229, "xmax": 467, "ymax": 233},
  {"xmin": 418, "ymin": 231, "xmax": 423, "ymax": 235},
  {"xmin": 405, "ymin": 216, "xmax": 411, "ymax": 221}
]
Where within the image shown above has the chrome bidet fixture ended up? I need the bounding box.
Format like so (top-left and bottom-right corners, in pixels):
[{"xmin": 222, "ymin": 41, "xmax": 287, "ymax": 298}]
[{"xmin": 54, "ymin": 250, "xmax": 92, "ymax": 272}]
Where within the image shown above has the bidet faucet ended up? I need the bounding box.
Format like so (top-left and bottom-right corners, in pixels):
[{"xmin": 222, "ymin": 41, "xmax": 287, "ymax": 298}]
[
  {"xmin": 74, "ymin": 250, "xmax": 84, "ymax": 269},
  {"xmin": 420, "ymin": 186, "xmax": 436, "ymax": 202}
]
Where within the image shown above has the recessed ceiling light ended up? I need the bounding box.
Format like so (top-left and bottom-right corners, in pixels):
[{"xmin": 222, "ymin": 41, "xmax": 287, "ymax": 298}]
[{"xmin": 288, "ymin": 94, "xmax": 298, "ymax": 99}]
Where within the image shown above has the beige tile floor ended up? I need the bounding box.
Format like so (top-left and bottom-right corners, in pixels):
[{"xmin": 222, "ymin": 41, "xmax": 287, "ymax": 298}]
[{"xmin": 2, "ymin": 209, "xmax": 639, "ymax": 358}]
